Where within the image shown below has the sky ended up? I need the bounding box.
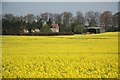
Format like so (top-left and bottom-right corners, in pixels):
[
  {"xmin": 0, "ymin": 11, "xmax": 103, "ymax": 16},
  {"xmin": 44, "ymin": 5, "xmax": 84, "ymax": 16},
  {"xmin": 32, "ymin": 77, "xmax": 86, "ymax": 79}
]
[
  {"xmin": 2, "ymin": 0, "xmax": 120, "ymax": 2},
  {"xmin": 0, "ymin": 2, "xmax": 1, "ymax": 15},
  {"xmin": 2, "ymin": 2, "xmax": 118, "ymax": 16}
]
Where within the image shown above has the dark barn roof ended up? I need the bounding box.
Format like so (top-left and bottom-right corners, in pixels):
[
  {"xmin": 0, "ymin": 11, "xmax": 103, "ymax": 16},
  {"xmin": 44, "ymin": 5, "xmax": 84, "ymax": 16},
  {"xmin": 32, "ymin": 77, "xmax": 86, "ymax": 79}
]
[
  {"xmin": 84, "ymin": 27, "xmax": 103, "ymax": 29},
  {"xmin": 83, "ymin": 27, "xmax": 105, "ymax": 34}
]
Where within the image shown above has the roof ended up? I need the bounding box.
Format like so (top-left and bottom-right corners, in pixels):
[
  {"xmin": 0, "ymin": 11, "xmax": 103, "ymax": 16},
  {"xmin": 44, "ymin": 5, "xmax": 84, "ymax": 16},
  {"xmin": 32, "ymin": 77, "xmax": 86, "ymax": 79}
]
[
  {"xmin": 84, "ymin": 27, "xmax": 104, "ymax": 29},
  {"xmin": 51, "ymin": 23, "xmax": 59, "ymax": 28}
]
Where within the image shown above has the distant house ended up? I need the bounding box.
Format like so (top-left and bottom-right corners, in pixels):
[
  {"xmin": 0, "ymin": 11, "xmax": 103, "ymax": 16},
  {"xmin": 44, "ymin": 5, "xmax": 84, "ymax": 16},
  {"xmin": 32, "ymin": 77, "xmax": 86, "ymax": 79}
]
[
  {"xmin": 23, "ymin": 29, "xmax": 29, "ymax": 33},
  {"xmin": 23, "ymin": 28, "xmax": 40, "ymax": 33},
  {"xmin": 31, "ymin": 28, "xmax": 40, "ymax": 33},
  {"xmin": 50, "ymin": 23, "xmax": 59, "ymax": 32},
  {"xmin": 83, "ymin": 27, "xmax": 105, "ymax": 34},
  {"xmin": 35, "ymin": 28, "xmax": 40, "ymax": 33}
]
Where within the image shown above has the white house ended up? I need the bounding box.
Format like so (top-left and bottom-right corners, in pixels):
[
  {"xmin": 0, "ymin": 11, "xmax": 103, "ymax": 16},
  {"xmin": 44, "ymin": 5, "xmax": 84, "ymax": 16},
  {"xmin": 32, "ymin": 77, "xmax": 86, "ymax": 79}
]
[
  {"xmin": 23, "ymin": 29, "xmax": 29, "ymax": 33},
  {"xmin": 31, "ymin": 28, "xmax": 40, "ymax": 33}
]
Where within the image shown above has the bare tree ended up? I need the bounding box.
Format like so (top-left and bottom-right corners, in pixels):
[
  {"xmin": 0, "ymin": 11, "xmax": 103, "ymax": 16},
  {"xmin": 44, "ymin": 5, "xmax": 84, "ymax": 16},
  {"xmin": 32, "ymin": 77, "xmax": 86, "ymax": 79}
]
[
  {"xmin": 61, "ymin": 12, "xmax": 73, "ymax": 27},
  {"xmin": 113, "ymin": 12, "xmax": 120, "ymax": 31},
  {"xmin": 113, "ymin": 12, "xmax": 118, "ymax": 27},
  {"xmin": 48, "ymin": 13, "xmax": 54, "ymax": 21},
  {"xmin": 85, "ymin": 11, "xmax": 97, "ymax": 26},
  {"xmin": 3, "ymin": 14, "xmax": 14, "ymax": 20},
  {"xmin": 41, "ymin": 13, "xmax": 49, "ymax": 23},
  {"xmin": 100, "ymin": 11, "xmax": 112, "ymax": 30},
  {"xmin": 54, "ymin": 13, "xmax": 62, "ymax": 25},
  {"xmin": 24, "ymin": 14, "xmax": 35, "ymax": 23},
  {"xmin": 94, "ymin": 12, "xmax": 101, "ymax": 26},
  {"xmin": 75, "ymin": 11, "xmax": 85, "ymax": 25}
]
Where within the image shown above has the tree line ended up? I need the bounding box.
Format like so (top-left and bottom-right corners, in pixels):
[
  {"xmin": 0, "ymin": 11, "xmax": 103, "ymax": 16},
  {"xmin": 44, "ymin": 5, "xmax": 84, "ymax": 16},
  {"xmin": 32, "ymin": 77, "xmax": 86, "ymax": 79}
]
[{"xmin": 2, "ymin": 11, "xmax": 120, "ymax": 35}]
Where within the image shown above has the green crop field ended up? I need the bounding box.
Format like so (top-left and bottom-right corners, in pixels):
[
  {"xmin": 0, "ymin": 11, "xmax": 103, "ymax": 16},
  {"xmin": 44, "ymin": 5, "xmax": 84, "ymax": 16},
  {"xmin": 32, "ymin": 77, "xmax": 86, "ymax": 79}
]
[{"xmin": 1, "ymin": 32, "xmax": 119, "ymax": 78}]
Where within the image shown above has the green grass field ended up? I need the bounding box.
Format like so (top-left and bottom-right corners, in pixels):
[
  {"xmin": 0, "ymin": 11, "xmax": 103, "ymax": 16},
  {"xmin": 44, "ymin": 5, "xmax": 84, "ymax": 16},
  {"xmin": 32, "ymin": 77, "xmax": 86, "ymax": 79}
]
[{"xmin": 2, "ymin": 32, "xmax": 119, "ymax": 78}]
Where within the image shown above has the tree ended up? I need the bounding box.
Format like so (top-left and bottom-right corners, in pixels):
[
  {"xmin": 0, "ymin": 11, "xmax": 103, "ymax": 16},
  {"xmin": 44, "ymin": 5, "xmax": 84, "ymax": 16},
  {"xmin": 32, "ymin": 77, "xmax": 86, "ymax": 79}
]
[
  {"xmin": 24, "ymin": 14, "xmax": 35, "ymax": 23},
  {"xmin": 2, "ymin": 18, "xmax": 22, "ymax": 34},
  {"xmin": 112, "ymin": 12, "xmax": 120, "ymax": 31},
  {"xmin": 113, "ymin": 12, "xmax": 119, "ymax": 27},
  {"xmin": 37, "ymin": 18, "xmax": 43, "ymax": 30},
  {"xmin": 61, "ymin": 12, "xmax": 73, "ymax": 32},
  {"xmin": 0, "ymin": 14, "xmax": 1, "ymax": 35},
  {"xmin": 3, "ymin": 14, "xmax": 14, "ymax": 21},
  {"xmin": 47, "ymin": 18, "xmax": 52, "ymax": 26},
  {"xmin": 94, "ymin": 12, "xmax": 101, "ymax": 26},
  {"xmin": 54, "ymin": 13, "xmax": 62, "ymax": 26},
  {"xmin": 100, "ymin": 11, "xmax": 112, "ymax": 31},
  {"xmin": 71, "ymin": 11, "xmax": 85, "ymax": 33},
  {"xmin": 71, "ymin": 22, "xmax": 78, "ymax": 32},
  {"xmin": 73, "ymin": 24, "xmax": 85, "ymax": 34},
  {"xmin": 48, "ymin": 13, "xmax": 54, "ymax": 22},
  {"xmin": 41, "ymin": 13, "xmax": 49, "ymax": 23},
  {"xmin": 41, "ymin": 24, "xmax": 51, "ymax": 33},
  {"xmin": 75, "ymin": 11, "xmax": 85, "ymax": 25},
  {"xmin": 85, "ymin": 11, "xmax": 97, "ymax": 26}
]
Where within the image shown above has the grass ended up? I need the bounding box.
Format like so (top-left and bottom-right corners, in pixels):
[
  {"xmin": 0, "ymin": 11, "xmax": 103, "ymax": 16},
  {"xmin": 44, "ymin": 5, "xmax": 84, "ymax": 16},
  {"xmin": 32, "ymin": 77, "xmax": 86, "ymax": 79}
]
[{"xmin": 2, "ymin": 32, "xmax": 119, "ymax": 78}]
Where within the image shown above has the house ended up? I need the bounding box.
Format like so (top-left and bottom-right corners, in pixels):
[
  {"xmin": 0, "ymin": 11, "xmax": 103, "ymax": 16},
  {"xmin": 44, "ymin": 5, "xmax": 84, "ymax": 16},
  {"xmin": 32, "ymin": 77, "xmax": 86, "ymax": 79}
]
[
  {"xmin": 34, "ymin": 28, "xmax": 40, "ymax": 33},
  {"xmin": 31, "ymin": 28, "xmax": 40, "ymax": 33},
  {"xmin": 23, "ymin": 28, "xmax": 40, "ymax": 33},
  {"xmin": 83, "ymin": 27, "xmax": 105, "ymax": 34},
  {"xmin": 50, "ymin": 23, "xmax": 59, "ymax": 32},
  {"xmin": 23, "ymin": 29, "xmax": 29, "ymax": 33}
]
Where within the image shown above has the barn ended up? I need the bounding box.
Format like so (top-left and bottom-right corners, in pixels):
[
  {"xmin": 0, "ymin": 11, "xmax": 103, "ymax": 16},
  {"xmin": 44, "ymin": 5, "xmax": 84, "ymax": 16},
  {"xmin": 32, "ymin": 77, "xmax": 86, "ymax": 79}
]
[{"xmin": 83, "ymin": 27, "xmax": 105, "ymax": 34}]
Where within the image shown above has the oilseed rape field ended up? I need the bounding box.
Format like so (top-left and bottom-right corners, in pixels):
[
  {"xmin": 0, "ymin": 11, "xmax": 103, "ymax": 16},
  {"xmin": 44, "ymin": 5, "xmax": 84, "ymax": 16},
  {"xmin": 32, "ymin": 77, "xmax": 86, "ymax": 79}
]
[{"xmin": 2, "ymin": 32, "xmax": 119, "ymax": 78}]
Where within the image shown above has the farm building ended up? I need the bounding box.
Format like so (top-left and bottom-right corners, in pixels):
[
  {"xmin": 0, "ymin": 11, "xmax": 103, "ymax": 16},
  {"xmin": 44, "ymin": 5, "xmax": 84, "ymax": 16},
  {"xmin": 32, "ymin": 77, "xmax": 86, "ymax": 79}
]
[
  {"xmin": 83, "ymin": 27, "xmax": 105, "ymax": 34},
  {"xmin": 31, "ymin": 28, "xmax": 40, "ymax": 33},
  {"xmin": 50, "ymin": 23, "xmax": 59, "ymax": 32},
  {"xmin": 23, "ymin": 28, "xmax": 40, "ymax": 33},
  {"xmin": 23, "ymin": 29, "xmax": 29, "ymax": 33}
]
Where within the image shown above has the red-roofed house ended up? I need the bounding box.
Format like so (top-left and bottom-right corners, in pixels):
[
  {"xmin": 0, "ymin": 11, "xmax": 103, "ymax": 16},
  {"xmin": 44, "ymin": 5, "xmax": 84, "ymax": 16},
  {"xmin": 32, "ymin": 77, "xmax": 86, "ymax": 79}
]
[{"xmin": 50, "ymin": 23, "xmax": 59, "ymax": 32}]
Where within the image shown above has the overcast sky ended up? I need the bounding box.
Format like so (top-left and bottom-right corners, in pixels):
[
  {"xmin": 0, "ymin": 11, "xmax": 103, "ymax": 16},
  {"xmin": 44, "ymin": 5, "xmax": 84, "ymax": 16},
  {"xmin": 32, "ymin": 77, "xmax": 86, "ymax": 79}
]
[
  {"xmin": 2, "ymin": 2, "xmax": 118, "ymax": 16},
  {"xmin": 2, "ymin": 0, "xmax": 120, "ymax": 2}
]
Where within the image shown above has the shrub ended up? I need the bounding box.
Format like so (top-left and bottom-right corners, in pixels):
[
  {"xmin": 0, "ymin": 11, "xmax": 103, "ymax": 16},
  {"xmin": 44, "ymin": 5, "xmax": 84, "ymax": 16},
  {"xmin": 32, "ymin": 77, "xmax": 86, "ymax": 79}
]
[
  {"xmin": 41, "ymin": 24, "xmax": 51, "ymax": 33},
  {"xmin": 73, "ymin": 24, "xmax": 85, "ymax": 34},
  {"xmin": 21, "ymin": 32, "xmax": 74, "ymax": 36}
]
